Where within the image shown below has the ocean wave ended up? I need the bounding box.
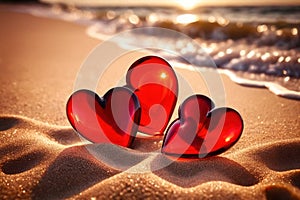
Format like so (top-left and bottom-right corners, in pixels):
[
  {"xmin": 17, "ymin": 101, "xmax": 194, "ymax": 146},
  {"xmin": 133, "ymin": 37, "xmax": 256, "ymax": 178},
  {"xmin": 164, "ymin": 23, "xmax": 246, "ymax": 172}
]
[{"xmin": 12, "ymin": 4, "xmax": 300, "ymax": 100}]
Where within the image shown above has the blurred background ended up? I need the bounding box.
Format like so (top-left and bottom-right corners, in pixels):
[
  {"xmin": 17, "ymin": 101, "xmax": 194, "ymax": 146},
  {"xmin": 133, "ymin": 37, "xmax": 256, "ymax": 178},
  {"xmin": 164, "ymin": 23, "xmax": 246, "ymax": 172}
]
[{"xmin": 1, "ymin": 0, "xmax": 300, "ymax": 96}]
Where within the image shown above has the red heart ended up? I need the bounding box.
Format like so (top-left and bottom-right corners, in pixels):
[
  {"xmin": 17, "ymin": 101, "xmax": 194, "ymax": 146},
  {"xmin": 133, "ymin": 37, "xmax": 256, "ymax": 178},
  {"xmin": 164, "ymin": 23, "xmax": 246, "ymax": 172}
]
[
  {"xmin": 66, "ymin": 88, "xmax": 141, "ymax": 147},
  {"xmin": 126, "ymin": 56, "xmax": 178, "ymax": 135},
  {"xmin": 162, "ymin": 95, "xmax": 243, "ymax": 158}
]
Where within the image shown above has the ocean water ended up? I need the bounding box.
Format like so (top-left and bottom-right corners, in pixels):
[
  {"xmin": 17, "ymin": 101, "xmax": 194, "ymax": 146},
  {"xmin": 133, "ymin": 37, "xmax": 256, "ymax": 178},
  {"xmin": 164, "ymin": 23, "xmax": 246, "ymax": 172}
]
[{"xmin": 16, "ymin": 3, "xmax": 300, "ymax": 99}]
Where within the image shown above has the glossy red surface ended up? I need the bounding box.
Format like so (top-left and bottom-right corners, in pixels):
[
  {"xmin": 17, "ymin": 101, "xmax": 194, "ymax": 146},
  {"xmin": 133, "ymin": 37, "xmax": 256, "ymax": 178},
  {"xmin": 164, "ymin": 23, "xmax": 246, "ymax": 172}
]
[
  {"xmin": 162, "ymin": 95, "xmax": 243, "ymax": 158},
  {"xmin": 126, "ymin": 56, "xmax": 178, "ymax": 135},
  {"xmin": 66, "ymin": 88, "xmax": 141, "ymax": 147}
]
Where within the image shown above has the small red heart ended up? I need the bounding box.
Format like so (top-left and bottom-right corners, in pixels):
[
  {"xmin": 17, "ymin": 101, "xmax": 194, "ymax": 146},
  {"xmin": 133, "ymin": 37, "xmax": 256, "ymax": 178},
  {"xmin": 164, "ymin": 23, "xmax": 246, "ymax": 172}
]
[
  {"xmin": 162, "ymin": 95, "xmax": 243, "ymax": 158},
  {"xmin": 66, "ymin": 88, "xmax": 141, "ymax": 147},
  {"xmin": 126, "ymin": 56, "xmax": 178, "ymax": 135}
]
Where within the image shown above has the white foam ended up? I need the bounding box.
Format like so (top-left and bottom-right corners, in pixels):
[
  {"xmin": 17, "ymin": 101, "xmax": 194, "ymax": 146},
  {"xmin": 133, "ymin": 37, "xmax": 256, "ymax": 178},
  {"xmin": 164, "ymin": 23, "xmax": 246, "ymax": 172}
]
[
  {"xmin": 173, "ymin": 62, "xmax": 300, "ymax": 100},
  {"xmin": 13, "ymin": 5, "xmax": 300, "ymax": 101},
  {"xmin": 220, "ymin": 70, "xmax": 300, "ymax": 100}
]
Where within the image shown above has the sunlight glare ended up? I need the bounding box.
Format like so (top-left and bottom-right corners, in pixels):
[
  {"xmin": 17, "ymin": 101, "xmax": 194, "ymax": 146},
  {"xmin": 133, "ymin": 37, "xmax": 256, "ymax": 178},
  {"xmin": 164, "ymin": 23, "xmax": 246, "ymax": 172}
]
[
  {"xmin": 160, "ymin": 72, "xmax": 167, "ymax": 79},
  {"xmin": 176, "ymin": 14, "xmax": 199, "ymax": 24},
  {"xmin": 175, "ymin": 0, "xmax": 200, "ymax": 10},
  {"xmin": 225, "ymin": 137, "xmax": 231, "ymax": 142}
]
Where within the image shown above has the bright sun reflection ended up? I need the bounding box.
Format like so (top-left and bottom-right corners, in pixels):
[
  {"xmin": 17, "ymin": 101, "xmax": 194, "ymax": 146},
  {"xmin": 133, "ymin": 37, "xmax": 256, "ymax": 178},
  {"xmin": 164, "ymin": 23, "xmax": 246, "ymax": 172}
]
[
  {"xmin": 175, "ymin": 0, "xmax": 200, "ymax": 10},
  {"xmin": 176, "ymin": 14, "xmax": 199, "ymax": 24},
  {"xmin": 225, "ymin": 137, "xmax": 231, "ymax": 142},
  {"xmin": 74, "ymin": 114, "xmax": 80, "ymax": 122},
  {"xmin": 160, "ymin": 72, "xmax": 167, "ymax": 79}
]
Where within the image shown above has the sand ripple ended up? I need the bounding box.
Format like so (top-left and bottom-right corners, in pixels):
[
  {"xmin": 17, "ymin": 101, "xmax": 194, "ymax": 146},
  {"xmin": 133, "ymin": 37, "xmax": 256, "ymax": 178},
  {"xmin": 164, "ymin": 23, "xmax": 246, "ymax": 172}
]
[{"xmin": 0, "ymin": 115, "xmax": 299, "ymax": 199}]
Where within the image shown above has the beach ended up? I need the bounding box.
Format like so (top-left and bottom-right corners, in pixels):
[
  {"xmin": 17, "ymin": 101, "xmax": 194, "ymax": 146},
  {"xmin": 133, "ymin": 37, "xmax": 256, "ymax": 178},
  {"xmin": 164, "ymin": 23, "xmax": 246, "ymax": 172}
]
[{"xmin": 0, "ymin": 5, "xmax": 300, "ymax": 199}]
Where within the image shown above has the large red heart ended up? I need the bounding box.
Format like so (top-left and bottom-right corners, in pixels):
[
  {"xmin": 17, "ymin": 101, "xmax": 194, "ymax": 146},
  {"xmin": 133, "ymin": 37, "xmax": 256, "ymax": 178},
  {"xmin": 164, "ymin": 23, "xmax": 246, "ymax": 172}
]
[
  {"xmin": 66, "ymin": 87, "xmax": 141, "ymax": 147},
  {"xmin": 126, "ymin": 56, "xmax": 178, "ymax": 135},
  {"xmin": 161, "ymin": 95, "xmax": 243, "ymax": 158}
]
